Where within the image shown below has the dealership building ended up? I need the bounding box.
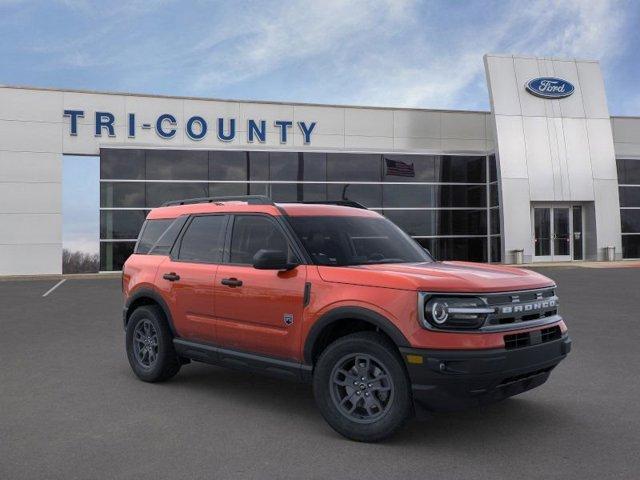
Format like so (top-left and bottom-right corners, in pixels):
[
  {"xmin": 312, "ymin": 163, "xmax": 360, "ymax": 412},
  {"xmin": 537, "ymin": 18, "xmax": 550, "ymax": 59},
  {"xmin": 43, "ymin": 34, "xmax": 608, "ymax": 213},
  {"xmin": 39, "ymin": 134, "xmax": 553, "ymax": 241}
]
[{"xmin": 1, "ymin": 53, "xmax": 639, "ymax": 275}]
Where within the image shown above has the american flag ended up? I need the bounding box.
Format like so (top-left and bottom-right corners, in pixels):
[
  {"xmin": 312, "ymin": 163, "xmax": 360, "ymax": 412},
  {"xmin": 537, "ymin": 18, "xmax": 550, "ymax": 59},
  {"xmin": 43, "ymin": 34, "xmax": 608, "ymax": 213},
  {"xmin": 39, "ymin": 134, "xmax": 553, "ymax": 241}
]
[{"xmin": 385, "ymin": 157, "xmax": 415, "ymax": 177}]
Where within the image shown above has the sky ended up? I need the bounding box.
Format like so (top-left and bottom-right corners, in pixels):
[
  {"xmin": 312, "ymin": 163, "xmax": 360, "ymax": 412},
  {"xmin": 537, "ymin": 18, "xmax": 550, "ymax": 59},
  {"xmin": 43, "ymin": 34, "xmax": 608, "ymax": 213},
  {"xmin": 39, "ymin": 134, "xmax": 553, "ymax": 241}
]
[{"xmin": 2, "ymin": 0, "xmax": 639, "ymax": 254}]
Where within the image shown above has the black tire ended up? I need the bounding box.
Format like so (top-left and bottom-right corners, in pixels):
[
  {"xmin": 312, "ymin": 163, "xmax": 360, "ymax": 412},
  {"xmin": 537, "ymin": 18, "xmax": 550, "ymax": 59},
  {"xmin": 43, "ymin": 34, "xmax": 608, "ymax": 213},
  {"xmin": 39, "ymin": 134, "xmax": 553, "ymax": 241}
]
[
  {"xmin": 313, "ymin": 331, "xmax": 412, "ymax": 442},
  {"xmin": 126, "ymin": 305, "xmax": 181, "ymax": 382}
]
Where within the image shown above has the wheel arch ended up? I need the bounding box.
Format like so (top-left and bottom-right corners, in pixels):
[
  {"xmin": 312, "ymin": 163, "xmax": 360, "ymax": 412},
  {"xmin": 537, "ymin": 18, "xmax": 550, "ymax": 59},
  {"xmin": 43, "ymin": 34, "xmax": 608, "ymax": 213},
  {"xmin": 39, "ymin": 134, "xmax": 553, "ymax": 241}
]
[
  {"xmin": 124, "ymin": 288, "xmax": 176, "ymax": 336},
  {"xmin": 303, "ymin": 306, "xmax": 410, "ymax": 365}
]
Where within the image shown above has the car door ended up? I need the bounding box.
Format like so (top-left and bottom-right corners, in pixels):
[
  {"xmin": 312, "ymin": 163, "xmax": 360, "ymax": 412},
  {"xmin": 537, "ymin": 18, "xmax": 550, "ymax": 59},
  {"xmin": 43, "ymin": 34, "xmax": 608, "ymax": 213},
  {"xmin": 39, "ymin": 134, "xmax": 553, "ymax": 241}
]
[
  {"xmin": 213, "ymin": 214, "xmax": 307, "ymax": 361},
  {"xmin": 155, "ymin": 214, "xmax": 229, "ymax": 343}
]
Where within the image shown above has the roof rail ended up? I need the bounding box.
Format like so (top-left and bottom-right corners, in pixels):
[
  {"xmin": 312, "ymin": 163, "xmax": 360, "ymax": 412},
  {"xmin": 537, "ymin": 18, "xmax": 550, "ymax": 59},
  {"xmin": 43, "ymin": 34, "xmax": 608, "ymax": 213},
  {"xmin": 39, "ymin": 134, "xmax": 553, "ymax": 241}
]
[
  {"xmin": 301, "ymin": 200, "xmax": 368, "ymax": 209},
  {"xmin": 162, "ymin": 195, "xmax": 275, "ymax": 207}
]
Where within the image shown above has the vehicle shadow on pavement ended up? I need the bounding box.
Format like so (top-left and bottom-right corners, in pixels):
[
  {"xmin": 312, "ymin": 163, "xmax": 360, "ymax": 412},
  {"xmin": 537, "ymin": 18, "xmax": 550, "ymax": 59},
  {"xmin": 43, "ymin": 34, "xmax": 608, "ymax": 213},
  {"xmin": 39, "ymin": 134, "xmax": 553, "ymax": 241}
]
[{"xmin": 138, "ymin": 361, "xmax": 574, "ymax": 444}]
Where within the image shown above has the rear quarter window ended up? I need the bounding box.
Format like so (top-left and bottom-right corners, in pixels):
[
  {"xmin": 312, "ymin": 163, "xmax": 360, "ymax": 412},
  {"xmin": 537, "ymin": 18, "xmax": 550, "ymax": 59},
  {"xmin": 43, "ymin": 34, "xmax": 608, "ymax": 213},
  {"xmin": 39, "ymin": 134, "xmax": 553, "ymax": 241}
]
[{"xmin": 134, "ymin": 219, "xmax": 174, "ymax": 254}]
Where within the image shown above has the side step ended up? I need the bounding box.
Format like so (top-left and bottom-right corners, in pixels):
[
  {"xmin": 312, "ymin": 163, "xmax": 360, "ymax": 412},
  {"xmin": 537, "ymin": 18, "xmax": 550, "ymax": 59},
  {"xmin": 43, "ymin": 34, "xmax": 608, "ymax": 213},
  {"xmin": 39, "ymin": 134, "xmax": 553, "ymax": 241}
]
[{"xmin": 173, "ymin": 338, "xmax": 312, "ymax": 383}]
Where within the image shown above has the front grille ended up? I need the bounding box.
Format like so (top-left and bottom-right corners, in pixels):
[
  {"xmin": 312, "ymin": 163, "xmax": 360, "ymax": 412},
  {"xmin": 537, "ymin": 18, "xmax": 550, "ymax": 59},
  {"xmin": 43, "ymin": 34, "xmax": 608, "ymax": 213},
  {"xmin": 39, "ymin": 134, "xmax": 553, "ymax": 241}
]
[
  {"xmin": 484, "ymin": 288, "xmax": 558, "ymax": 327},
  {"xmin": 504, "ymin": 326, "xmax": 562, "ymax": 350}
]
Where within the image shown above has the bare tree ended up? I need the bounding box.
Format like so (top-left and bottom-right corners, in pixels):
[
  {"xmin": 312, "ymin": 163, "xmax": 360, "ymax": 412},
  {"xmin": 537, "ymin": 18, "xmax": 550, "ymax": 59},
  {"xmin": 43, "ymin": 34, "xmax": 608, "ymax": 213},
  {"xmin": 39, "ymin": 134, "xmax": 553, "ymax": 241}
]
[{"xmin": 62, "ymin": 249, "xmax": 99, "ymax": 274}]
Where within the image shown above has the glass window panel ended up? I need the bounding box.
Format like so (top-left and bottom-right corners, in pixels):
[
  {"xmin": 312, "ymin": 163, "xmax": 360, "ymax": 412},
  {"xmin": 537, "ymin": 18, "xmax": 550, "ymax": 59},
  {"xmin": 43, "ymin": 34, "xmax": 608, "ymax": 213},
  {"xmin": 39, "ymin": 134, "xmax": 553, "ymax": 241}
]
[
  {"xmin": 100, "ymin": 149, "xmax": 145, "ymax": 179},
  {"xmin": 618, "ymin": 186, "xmax": 640, "ymax": 207},
  {"xmin": 489, "ymin": 183, "xmax": 499, "ymax": 206},
  {"xmin": 490, "ymin": 208, "xmax": 501, "ymax": 234},
  {"xmin": 230, "ymin": 215, "xmax": 290, "ymax": 264},
  {"xmin": 489, "ymin": 154, "xmax": 497, "ymax": 182},
  {"xmin": 327, "ymin": 184, "xmax": 382, "ymax": 208},
  {"xmin": 621, "ymin": 210, "xmax": 640, "ymax": 233},
  {"xmin": 249, "ymin": 151, "xmax": 269, "ymax": 181},
  {"xmin": 270, "ymin": 183, "xmax": 299, "ymax": 202},
  {"xmin": 534, "ymin": 208, "xmax": 551, "ymax": 256},
  {"xmin": 383, "ymin": 210, "xmax": 487, "ymax": 236},
  {"xmin": 491, "ymin": 236, "xmax": 502, "ymax": 262},
  {"xmin": 100, "ymin": 182, "xmax": 145, "ymax": 208},
  {"xmin": 327, "ymin": 154, "xmax": 381, "ymax": 182},
  {"xmin": 249, "ymin": 182, "xmax": 269, "ymax": 196},
  {"xmin": 302, "ymin": 153, "xmax": 327, "ymax": 181},
  {"xmin": 382, "ymin": 184, "xmax": 429, "ymax": 208},
  {"xmin": 100, "ymin": 210, "xmax": 147, "ymax": 240},
  {"xmin": 433, "ymin": 185, "xmax": 486, "ymax": 208},
  {"xmin": 415, "ymin": 237, "xmax": 487, "ymax": 262},
  {"xmin": 146, "ymin": 150, "xmax": 208, "ymax": 180},
  {"xmin": 178, "ymin": 215, "xmax": 227, "ymax": 263},
  {"xmin": 622, "ymin": 235, "xmax": 640, "ymax": 259},
  {"xmin": 100, "ymin": 241, "xmax": 135, "ymax": 271},
  {"xmin": 383, "ymin": 210, "xmax": 427, "ymax": 236},
  {"xmin": 270, "ymin": 152, "xmax": 300, "ymax": 181},
  {"xmin": 435, "ymin": 156, "xmax": 486, "ymax": 183},
  {"xmin": 210, "ymin": 151, "xmax": 248, "ymax": 181},
  {"xmin": 209, "ymin": 183, "xmax": 249, "ymax": 197},
  {"xmin": 146, "ymin": 183, "xmax": 208, "ymax": 207},
  {"xmin": 617, "ymin": 159, "xmax": 640, "ymax": 185},
  {"xmin": 135, "ymin": 218, "xmax": 174, "ymax": 253},
  {"xmin": 382, "ymin": 155, "xmax": 437, "ymax": 182}
]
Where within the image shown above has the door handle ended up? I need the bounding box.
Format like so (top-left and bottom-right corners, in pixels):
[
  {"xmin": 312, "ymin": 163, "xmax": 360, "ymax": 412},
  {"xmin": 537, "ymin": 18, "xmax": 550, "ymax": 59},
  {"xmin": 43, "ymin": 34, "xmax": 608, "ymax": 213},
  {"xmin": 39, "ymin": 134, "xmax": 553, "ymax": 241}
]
[
  {"xmin": 221, "ymin": 277, "xmax": 243, "ymax": 287},
  {"xmin": 163, "ymin": 272, "xmax": 180, "ymax": 282}
]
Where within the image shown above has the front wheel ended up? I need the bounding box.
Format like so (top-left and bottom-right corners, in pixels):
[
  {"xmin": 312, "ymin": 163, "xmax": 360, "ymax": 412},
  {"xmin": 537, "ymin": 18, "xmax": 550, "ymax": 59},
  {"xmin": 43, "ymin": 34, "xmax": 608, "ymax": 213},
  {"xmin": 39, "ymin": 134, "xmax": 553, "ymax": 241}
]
[{"xmin": 313, "ymin": 332, "xmax": 412, "ymax": 442}]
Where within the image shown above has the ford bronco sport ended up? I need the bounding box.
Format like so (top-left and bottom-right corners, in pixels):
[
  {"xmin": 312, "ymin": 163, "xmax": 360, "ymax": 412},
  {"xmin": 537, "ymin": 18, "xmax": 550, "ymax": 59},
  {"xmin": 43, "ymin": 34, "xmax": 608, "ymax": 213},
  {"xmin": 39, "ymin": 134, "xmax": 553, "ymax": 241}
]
[{"xmin": 122, "ymin": 195, "xmax": 571, "ymax": 442}]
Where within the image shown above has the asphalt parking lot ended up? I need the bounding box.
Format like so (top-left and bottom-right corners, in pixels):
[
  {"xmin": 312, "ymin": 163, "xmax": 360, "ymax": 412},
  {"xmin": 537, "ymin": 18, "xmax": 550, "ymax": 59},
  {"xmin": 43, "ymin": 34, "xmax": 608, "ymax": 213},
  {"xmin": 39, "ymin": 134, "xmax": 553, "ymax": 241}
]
[{"xmin": 1, "ymin": 267, "xmax": 639, "ymax": 480}]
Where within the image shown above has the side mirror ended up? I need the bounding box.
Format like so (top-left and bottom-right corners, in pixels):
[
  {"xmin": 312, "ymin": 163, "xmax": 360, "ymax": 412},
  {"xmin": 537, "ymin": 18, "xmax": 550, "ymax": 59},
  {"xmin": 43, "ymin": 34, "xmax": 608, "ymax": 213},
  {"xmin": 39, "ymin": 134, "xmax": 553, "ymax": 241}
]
[{"xmin": 252, "ymin": 249, "xmax": 297, "ymax": 270}]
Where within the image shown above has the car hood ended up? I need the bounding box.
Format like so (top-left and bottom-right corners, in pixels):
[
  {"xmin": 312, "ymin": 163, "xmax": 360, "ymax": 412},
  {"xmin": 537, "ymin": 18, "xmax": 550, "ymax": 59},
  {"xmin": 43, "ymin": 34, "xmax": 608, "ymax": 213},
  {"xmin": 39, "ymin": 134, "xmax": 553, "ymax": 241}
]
[{"xmin": 317, "ymin": 261, "xmax": 554, "ymax": 293}]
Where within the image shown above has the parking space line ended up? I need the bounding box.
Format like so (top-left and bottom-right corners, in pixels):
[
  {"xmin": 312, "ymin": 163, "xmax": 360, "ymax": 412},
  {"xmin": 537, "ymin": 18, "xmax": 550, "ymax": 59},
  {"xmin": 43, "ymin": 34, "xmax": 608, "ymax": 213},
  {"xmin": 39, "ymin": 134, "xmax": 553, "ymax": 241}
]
[{"xmin": 42, "ymin": 279, "xmax": 66, "ymax": 297}]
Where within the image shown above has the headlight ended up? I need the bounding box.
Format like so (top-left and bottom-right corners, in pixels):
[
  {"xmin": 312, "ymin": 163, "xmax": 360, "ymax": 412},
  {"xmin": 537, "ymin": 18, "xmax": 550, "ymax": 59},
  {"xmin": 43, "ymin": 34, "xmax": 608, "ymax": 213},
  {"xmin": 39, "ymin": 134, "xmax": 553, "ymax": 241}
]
[{"xmin": 420, "ymin": 295, "xmax": 494, "ymax": 330}]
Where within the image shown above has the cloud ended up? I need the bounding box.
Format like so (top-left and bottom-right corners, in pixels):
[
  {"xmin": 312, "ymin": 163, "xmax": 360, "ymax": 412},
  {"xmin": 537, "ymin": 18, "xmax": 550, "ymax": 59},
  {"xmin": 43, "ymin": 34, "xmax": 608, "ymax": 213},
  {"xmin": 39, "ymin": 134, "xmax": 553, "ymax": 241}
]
[{"xmin": 4, "ymin": 0, "xmax": 634, "ymax": 112}]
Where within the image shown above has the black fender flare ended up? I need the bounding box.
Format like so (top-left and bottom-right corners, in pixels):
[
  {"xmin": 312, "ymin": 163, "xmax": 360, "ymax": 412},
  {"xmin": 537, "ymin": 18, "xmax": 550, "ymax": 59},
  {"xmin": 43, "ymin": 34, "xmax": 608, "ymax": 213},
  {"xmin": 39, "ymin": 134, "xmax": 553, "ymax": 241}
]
[
  {"xmin": 124, "ymin": 287, "xmax": 177, "ymax": 336},
  {"xmin": 303, "ymin": 306, "xmax": 410, "ymax": 364}
]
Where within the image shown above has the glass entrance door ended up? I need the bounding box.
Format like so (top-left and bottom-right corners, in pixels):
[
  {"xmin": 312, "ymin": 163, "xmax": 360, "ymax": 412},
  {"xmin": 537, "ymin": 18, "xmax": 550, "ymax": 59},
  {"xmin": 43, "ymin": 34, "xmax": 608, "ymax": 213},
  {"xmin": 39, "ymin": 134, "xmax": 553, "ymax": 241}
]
[{"xmin": 533, "ymin": 206, "xmax": 581, "ymax": 261}]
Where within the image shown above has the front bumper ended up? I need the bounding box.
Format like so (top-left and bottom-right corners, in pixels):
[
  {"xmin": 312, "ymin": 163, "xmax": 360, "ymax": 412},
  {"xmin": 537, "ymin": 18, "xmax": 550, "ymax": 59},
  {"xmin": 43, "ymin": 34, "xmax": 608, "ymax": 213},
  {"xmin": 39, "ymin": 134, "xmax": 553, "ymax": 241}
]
[{"xmin": 399, "ymin": 334, "xmax": 571, "ymax": 412}]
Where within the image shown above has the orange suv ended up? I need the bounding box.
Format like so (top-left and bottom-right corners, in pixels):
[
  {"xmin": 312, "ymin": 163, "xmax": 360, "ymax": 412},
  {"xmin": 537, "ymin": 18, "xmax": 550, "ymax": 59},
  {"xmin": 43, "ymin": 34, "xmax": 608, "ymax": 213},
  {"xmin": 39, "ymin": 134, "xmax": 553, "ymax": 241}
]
[{"xmin": 122, "ymin": 195, "xmax": 571, "ymax": 441}]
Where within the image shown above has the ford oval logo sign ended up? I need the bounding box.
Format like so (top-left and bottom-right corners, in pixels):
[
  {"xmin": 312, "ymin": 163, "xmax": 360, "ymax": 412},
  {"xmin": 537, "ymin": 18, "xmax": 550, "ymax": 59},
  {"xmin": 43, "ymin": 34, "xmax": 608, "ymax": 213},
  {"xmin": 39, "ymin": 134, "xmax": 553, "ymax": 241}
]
[{"xmin": 526, "ymin": 77, "xmax": 575, "ymax": 99}]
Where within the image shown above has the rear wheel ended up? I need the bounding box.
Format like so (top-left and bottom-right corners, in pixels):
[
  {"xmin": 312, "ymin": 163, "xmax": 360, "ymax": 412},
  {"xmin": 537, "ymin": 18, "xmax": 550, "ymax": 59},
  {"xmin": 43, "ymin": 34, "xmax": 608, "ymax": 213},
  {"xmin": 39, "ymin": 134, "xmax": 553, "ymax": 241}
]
[
  {"xmin": 313, "ymin": 331, "xmax": 412, "ymax": 442},
  {"xmin": 126, "ymin": 305, "xmax": 181, "ymax": 382}
]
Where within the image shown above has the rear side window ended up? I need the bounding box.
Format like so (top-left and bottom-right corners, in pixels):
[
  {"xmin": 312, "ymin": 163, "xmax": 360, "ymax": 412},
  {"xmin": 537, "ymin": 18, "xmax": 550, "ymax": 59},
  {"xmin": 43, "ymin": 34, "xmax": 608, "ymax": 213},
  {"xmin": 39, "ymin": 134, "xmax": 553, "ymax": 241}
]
[
  {"xmin": 135, "ymin": 219, "xmax": 173, "ymax": 254},
  {"xmin": 148, "ymin": 216, "xmax": 188, "ymax": 255},
  {"xmin": 178, "ymin": 215, "xmax": 227, "ymax": 263}
]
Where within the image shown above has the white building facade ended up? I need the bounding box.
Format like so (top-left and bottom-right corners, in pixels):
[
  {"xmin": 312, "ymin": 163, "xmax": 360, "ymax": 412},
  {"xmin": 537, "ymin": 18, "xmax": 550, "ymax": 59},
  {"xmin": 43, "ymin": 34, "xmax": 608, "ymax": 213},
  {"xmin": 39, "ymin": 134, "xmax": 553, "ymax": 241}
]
[{"xmin": 1, "ymin": 53, "xmax": 639, "ymax": 275}]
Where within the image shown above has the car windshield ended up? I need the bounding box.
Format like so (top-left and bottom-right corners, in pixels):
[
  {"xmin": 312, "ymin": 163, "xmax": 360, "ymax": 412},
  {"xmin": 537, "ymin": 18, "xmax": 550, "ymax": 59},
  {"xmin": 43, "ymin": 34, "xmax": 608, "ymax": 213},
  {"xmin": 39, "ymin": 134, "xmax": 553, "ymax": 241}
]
[{"xmin": 288, "ymin": 215, "xmax": 433, "ymax": 266}]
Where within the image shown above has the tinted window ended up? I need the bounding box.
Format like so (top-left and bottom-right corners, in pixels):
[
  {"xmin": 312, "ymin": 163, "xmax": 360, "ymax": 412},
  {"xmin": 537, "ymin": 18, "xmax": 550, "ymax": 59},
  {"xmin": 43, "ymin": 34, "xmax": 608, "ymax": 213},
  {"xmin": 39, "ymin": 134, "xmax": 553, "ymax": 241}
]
[
  {"xmin": 490, "ymin": 209, "xmax": 501, "ymax": 234},
  {"xmin": 621, "ymin": 210, "xmax": 640, "ymax": 233},
  {"xmin": 149, "ymin": 216, "xmax": 188, "ymax": 255},
  {"xmin": 100, "ymin": 241, "xmax": 135, "ymax": 271},
  {"xmin": 489, "ymin": 154, "xmax": 498, "ymax": 182},
  {"xmin": 416, "ymin": 237, "xmax": 487, "ymax": 262},
  {"xmin": 230, "ymin": 215, "xmax": 290, "ymax": 264},
  {"xmin": 302, "ymin": 153, "xmax": 327, "ymax": 181},
  {"xmin": 136, "ymin": 219, "xmax": 174, "ymax": 254},
  {"xmin": 101, "ymin": 210, "xmax": 147, "ymax": 239},
  {"xmin": 435, "ymin": 156, "xmax": 485, "ymax": 183},
  {"xmin": 146, "ymin": 150, "xmax": 208, "ymax": 180},
  {"xmin": 178, "ymin": 215, "xmax": 227, "ymax": 263},
  {"xmin": 249, "ymin": 151, "xmax": 269, "ymax": 181},
  {"xmin": 289, "ymin": 215, "xmax": 431, "ymax": 266},
  {"xmin": 383, "ymin": 155, "xmax": 436, "ymax": 182},
  {"xmin": 622, "ymin": 235, "xmax": 640, "ymax": 259},
  {"xmin": 327, "ymin": 154, "xmax": 381, "ymax": 182},
  {"xmin": 100, "ymin": 182, "xmax": 145, "ymax": 208},
  {"xmin": 146, "ymin": 183, "xmax": 208, "ymax": 207},
  {"xmin": 100, "ymin": 149, "xmax": 145, "ymax": 179},
  {"xmin": 270, "ymin": 152, "xmax": 300, "ymax": 181},
  {"xmin": 619, "ymin": 186, "xmax": 640, "ymax": 207},
  {"xmin": 491, "ymin": 236, "xmax": 501, "ymax": 262},
  {"xmin": 209, "ymin": 182, "xmax": 249, "ymax": 197},
  {"xmin": 617, "ymin": 159, "xmax": 640, "ymax": 184},
  {"xmin": 210, "ymin": 151, "xmax": 248, "ymax": 180},
  {"xmin": 327, "ymin": 184, "xmax": 382, "ymax": 208},
  {"xmin": 383, "ymin": 209, "xmax": 487, "ymax": 236}
]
